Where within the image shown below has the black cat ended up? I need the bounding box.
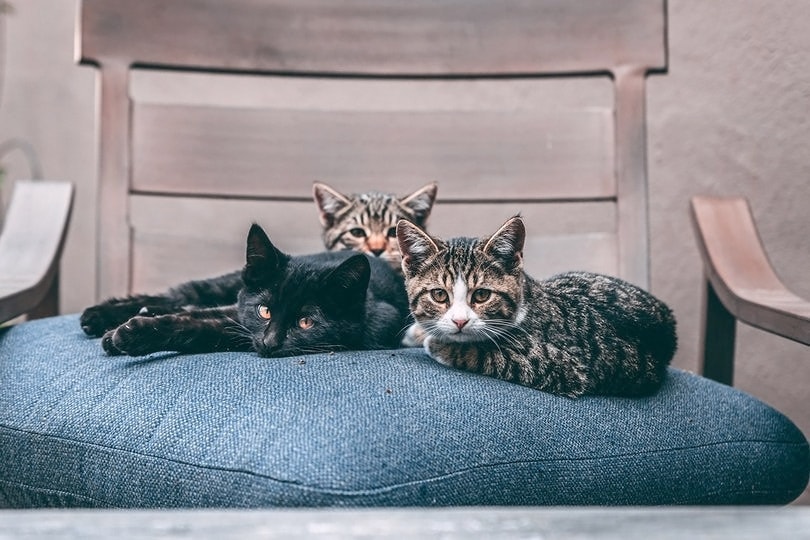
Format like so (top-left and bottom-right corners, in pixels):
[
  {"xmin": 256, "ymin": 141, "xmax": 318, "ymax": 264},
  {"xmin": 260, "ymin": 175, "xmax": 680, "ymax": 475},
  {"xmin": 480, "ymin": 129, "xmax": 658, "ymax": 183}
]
[{"xmin": 82, "ymin": 224, "xmax": 409, "ymax": 357}]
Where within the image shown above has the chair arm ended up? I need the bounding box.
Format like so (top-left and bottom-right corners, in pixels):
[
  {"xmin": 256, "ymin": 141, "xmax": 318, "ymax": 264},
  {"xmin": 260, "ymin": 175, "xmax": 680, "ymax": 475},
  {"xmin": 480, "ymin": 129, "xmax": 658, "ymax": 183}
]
[
  {"xmin": 0, "ymin": 180, "xmax": 74, "ymax": 324},
  {"xmin": 690, "ymin": 195, "xmax": 810, "ymax": 385}
]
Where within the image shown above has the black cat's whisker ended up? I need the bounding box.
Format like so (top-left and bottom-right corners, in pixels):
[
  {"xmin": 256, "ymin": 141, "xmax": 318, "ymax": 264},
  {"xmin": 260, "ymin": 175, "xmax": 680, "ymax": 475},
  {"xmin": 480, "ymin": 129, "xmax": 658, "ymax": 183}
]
[
  {"xmin": 223, "ymin": 322, "xmax": 253, "ymax": 340},
  {"xmin": 223, "ymin": 314, "xmax": 251, "ymax": 333}
]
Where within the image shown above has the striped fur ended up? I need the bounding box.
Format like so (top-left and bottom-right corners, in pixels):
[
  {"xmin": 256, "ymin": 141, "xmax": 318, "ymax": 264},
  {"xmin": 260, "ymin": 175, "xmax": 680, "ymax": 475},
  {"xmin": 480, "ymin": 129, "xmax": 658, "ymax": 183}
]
[
  {"xmin": 313, "ymin": 182, "xmax": 437, "ymax": 273},
  {"xmin": 397, "ymin": 216, "xmax": 677, "ymax": 398}
]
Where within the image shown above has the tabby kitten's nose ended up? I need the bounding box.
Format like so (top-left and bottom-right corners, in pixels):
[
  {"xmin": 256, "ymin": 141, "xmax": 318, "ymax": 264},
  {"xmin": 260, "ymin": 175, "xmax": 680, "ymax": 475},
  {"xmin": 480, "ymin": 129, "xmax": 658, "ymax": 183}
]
[
  {"xmin": 453, "ymin": 318, "xmax": 469, "ymax": 330},
  {"xmin": 370, "ymin": 248, "xmax": 385, "ymax": 257}
]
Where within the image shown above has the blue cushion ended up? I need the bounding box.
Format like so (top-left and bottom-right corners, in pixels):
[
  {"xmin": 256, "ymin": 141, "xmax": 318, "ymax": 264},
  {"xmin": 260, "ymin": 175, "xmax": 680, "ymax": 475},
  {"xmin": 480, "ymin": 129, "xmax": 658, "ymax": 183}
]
[{"xmin": 0, "ymin": 314, "xmax": 807, "ymax": 507}]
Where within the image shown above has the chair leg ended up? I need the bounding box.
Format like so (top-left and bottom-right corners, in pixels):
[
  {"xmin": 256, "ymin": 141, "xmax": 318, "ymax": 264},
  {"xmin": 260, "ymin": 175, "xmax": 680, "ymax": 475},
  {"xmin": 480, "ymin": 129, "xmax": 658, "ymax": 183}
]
[
  {"xmin": 699, "ymin": 279, "xmax": 736, "ymax": 385},
  {"xmin": 28, "ymin": 272, "xmax": 60, "ymax": 320}
]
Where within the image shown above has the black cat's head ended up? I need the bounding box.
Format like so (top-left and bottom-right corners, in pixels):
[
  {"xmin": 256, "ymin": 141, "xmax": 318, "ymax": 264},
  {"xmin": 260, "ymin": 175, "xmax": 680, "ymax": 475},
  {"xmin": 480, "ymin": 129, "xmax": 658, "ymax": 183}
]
[{"xmin": 238, "ymin": 224, "xmax": 372, "ymax": 357}]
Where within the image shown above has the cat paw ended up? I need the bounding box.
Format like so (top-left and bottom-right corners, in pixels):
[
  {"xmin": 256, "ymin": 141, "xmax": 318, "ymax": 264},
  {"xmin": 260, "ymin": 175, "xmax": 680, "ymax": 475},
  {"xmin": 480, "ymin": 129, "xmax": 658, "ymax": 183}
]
[
  {"xmin": 82, "ymin": 301, "xmax": 180, "ymax": 337},
  {"xmin": 137, "ymin": 305, "xmax": 179, "ymax": 317},
  {"xmin": 80, "ymin": 305, "xmax": 122, "ymax": 337},
  {"xmin": 401, "ymin": 323, "xmax": 426, "ymax": 347},
  {"xmin": 81, "ymin": 301, "xmax": 150, "ymax": 337},
  {"xmin": 100, "ymin": 330, "xmax": 123, "ymax": 356},
  {"xmin": 423, "ymin": 337, "xmax": 453, "ymax": 367},
  {"xmin": 103, "ymin": 317, "xmax": 167, "ymax": 357}
]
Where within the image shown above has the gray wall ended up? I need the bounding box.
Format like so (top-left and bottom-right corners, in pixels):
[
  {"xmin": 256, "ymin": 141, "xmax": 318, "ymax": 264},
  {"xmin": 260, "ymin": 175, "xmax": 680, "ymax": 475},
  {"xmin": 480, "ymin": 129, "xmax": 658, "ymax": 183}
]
[{"xmin": 1, "ymin": 0, "xmax": 808, "ymax": 503}]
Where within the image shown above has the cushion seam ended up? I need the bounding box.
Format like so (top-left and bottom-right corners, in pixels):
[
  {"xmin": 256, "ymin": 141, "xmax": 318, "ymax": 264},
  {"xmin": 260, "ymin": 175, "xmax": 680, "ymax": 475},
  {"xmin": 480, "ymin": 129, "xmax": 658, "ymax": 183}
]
[{"xmin": 1, "ymin": 424, "xmax": 806, "ymax": 497}]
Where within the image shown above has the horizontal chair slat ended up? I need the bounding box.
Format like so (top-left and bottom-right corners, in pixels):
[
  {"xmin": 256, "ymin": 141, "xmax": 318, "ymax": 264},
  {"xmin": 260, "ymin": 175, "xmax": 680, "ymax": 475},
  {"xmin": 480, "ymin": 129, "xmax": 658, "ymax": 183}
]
[
  {"xmin": 129, "ymin": 195, "xmax": 617, "ymax": 293},
  {"xmin": 132, "ymin": 103, "xmax": 615, "ymax": 200}
]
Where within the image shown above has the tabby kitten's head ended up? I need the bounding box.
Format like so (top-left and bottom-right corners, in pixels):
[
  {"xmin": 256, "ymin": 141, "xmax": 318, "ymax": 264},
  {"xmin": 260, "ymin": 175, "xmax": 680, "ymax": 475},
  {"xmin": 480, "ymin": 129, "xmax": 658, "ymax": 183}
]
[
  {"xmin": 313, "ymin": 182, "xmax": 438, "ymax": 270},
  {"xmin": 397, "ymin": 216, "xmax": 526, "ymax": 343},
  {"xmin": 238, "ymin": 224, "xmax": 372, "ymax": 357}
]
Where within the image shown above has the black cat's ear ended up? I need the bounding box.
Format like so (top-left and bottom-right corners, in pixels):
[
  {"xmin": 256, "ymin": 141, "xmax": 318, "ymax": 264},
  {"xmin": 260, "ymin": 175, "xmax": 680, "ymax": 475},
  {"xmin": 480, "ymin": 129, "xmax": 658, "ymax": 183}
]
[
  {"xmin": 243, "ymin": 224, "xmax": 288, "ymax": 286},
  {"xmin": 399, "ymin": 182, "xmax": 438, "ymax": 225},
  {"xmin": 396, "ymin": 219, "xmax": 441, "ymax": 277},
  {"xmin": 483, "ymin": 215, "xmax": 525, "ymax": 269},
  {"xmin": 327, "ymin": 254, "xmax": 371, "ymax": 305},
  {"xmin": 313, "ymin": 182, "xmax": 352, "ymax": 227}
]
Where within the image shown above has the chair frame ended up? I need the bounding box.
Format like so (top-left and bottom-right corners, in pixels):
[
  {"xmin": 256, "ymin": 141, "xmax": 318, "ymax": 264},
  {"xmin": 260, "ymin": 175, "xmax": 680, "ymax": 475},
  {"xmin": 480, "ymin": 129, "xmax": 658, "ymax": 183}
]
[
  {"xmin": 691, "ymin": 196, "xmax": 810, "ymax": 385},
  {"xmin": 77, "ymin": 0, "xmax": 667, "ymax": 300},
  {"xmin": 0, "ymin": 180, "xmax": 74, "ymax": 324},
  {"xmin": 74, "ymin": 0, "xmax": 809, "ymax": 387}
]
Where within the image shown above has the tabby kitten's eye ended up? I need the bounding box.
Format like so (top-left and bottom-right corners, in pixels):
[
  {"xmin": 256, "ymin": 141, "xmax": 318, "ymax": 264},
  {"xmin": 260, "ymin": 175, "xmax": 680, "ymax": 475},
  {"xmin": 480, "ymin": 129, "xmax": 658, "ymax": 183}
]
[
  {"xmin": 387, "ymin": 227, "xmax": 397, "ymax": 238},
  {"xmin": 430, "ymin": 289, "xmax": 449, "ymax": 303},
  {"xmin": 298, "ymin": 316, "xmax": 314, "ymax": 330},
  {"xmin": 257, "ymin": 305, "xmax": 272, "ymax": 320},
  {"xmin": 349, "ymin": 228, "xmax": 366, "ymax": 238},
  {"xmin": 471, "ymin": 288, "xmax": 492, "ymax": 304}
]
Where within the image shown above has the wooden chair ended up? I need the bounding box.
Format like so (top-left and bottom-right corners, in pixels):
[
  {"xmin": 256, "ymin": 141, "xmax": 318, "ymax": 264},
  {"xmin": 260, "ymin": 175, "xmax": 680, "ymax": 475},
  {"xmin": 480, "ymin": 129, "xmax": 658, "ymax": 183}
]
[
  {"xmin": 0, "ymin": 180, "xmax": 74, "ymax": 324},
  {"xmin": 78, "ymin": 0, "xmax": 665, "ymax": 300},
  {"xmin": 78, "ymin": 0, "xmax": 810, "ymax": 384},
  {"xmin": 0, "ymin": 0, "xmax": 806, "ymax": 509},
  {"xmin": 691, "ymin": 196, "xmax": 810, "ymax": 385}
]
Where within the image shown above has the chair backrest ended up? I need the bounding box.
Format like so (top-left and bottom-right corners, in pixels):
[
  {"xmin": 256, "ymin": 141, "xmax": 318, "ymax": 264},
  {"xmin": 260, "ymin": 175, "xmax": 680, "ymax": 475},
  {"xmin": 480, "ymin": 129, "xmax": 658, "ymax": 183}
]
[{"xmin": 78, "ymin": 0, "xmax": 667, "ymax": 300}]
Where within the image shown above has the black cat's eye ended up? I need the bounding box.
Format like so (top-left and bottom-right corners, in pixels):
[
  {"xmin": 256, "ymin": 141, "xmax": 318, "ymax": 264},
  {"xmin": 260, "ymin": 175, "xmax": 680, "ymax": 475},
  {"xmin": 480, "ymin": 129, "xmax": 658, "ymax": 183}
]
[
  {"xmin": 257, "ymin": 304, "xmax": 272, "ymax": 320},
  {"xmin": 430, "ymin": 289, "xmax": 449, "ymax": 303},
  {"xmin": 298, "ymin": 316, "xmax": 314, "ymax": 330},
  {"xmin": 387, "ymin": 227, "xmax": 397, "ymax": 238},
  {"xmin": 471, "ymin": 288, "xmax": 492, "ymax": 304},
  {"xmin": 349, "ymin": 228, "xmax": 366, "ymax": 238}
]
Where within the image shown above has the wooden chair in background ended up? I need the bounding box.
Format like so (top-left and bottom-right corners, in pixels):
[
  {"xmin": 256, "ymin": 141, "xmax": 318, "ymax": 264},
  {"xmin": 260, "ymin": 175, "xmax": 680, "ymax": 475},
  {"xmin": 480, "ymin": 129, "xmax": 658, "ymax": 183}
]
[
  {"xmin": 0, "ymin": 180, "xmax": 73, "ymax": 324},
  {"xmin": 78, "ymin": 0, "xmax": 664, "ymax": 299},
  {"xmin": 0, "ymin": 0, "xmax": 806, "ymax": 511}
]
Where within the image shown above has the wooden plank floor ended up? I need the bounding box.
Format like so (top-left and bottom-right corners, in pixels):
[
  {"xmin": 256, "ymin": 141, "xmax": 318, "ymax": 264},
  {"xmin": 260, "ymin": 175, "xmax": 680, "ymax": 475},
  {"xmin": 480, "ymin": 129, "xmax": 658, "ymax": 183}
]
[{"xmin": 1, "ymin": 507, "xmax": 808, "ymax": 539}]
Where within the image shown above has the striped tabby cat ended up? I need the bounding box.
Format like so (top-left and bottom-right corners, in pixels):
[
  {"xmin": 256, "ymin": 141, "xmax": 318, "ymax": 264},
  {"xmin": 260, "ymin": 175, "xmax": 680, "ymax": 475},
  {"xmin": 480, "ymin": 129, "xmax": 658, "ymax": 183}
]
[
  {"xmin": 396, "ymin": 216, "xmax": 677, "ymax": 397},
  {"xmin": 313, "ymin": 182, "xmax": 437, "ymax": 273}
]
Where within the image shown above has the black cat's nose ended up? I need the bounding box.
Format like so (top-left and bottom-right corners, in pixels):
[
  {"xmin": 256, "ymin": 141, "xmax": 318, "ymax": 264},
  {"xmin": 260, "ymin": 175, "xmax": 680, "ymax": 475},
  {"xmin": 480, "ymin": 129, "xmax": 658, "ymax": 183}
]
[
  {"xmin": 262, "ymin": 330, "xmax": 282, "ymax": 352},
  {"xmin": 370, "ymin": 248, "xmax": 385, "ymax": 257}
]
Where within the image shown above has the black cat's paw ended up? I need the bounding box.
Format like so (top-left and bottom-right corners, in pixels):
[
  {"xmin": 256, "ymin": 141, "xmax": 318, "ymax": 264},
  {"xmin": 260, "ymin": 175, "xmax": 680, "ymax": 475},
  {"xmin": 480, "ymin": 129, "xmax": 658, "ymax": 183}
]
[
  {"xmin": 136, "ymin": 305, "xmax": 178, "ymax": 317},
  {"xmin": 103, "ymin": 316, "xmax": 169, "ymax": 357},
  {"xmin": 81, "ymin": 299, "xmax": 182, "ymax": 337},
  {"xmin": 100, "ymin": 330, "xmax": 123, "ymax": 356},
  {"xmin": 80, "ymin": 305, "xmax": 117, "ymax": 337},
  {"xmin": 81, "ymin": 301, "xmax": 143, "ymax": 337}
]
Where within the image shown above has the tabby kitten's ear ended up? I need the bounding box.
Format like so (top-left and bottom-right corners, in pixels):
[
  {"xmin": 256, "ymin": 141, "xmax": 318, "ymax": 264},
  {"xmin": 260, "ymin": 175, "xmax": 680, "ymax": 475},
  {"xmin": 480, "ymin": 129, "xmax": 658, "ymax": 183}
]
[
  {"xmin": 396, "ymin": 219, "xmax": 441, "ymax": 277},
  {"xmin": 243, "ymin": 223, "xmax": 289, "ymax": 286},
  {"xmin": 482, "ymin": 216, "xmax": 525, "ymax": 270},
  {"xmin": 313, "ymin": 182, "xmax": 352, "ymax": 227},
  {"xmin": 325, "ymin": 254, "xmax": 371, "ymax": 307},
  {"xmin": 399, "ymin": 183, "xmax": 438, "ymax": 225}
]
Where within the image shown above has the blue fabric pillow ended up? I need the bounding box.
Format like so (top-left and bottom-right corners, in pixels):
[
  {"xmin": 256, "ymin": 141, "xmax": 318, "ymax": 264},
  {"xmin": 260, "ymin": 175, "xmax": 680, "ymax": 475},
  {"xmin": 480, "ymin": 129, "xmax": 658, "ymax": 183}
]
[{"xmin": 0, "ymin": 314, "xmax": 807, "ymax": 507}]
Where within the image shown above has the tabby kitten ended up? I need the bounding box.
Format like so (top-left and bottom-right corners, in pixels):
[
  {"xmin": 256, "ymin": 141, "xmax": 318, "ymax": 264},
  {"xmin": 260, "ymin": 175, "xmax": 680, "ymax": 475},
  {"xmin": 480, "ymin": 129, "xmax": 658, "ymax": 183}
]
[
  {"xmin": 396, "ymin": 216, "xmax": 677, "ymax": 397},
  {"xmin": 81, "ymin": 182, "xmax": 435, "ymax": 345},
  {"xmin": 98, "ymin": 224, "xmax": 409, "ymax": 357},
  {"xmin": 313, "ymin": 182, "xmax": 437, "ymax": 273}
]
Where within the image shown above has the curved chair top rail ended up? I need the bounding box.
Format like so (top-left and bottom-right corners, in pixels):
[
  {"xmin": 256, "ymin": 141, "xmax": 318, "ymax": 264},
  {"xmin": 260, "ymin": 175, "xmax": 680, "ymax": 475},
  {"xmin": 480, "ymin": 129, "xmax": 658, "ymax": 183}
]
[
  {"xmin": 78, "ymin": 0, "xmax": 667, "ymax": 77},
  {"xmin": 691, "ymin": 195, "xmax": 810, "ymax": 346}
]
